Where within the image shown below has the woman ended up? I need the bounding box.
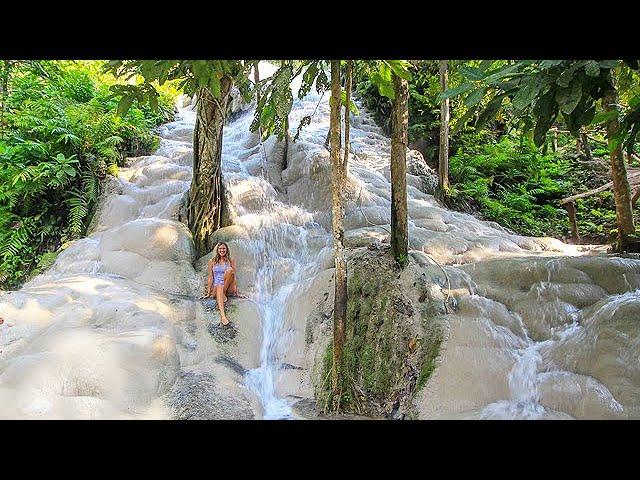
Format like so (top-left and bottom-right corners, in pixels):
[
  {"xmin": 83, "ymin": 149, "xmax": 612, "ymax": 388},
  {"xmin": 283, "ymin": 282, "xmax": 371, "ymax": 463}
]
[{"xmin": 202, "ymin": 242, "xmax": 245, "ymax": 326}]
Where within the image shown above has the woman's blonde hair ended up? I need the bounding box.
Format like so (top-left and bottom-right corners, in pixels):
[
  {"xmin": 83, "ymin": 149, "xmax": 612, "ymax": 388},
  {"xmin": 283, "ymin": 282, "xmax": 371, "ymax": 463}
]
[{"xmin": 213, "ymin": 241, "xmax": 232, "ymax": 264}]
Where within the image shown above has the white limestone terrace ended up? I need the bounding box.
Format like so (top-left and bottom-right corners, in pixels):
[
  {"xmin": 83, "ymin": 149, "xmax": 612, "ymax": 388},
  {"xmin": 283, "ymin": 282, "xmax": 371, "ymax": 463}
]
[{"xmin": 1, "ymin": 61, "xmax": 639, "ymax": 419}]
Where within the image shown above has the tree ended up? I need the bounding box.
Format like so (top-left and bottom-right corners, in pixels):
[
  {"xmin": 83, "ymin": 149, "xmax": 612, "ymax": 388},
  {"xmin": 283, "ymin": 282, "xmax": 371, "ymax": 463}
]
[
  {"xmin": 439, "ymin": 60, "xmax": 450, "ymax": 194},
  {"xmin": 328, "ymin": 60, "xmax": 348, "ymax": 408},
  {"xmin": 447, "ymin": 59, "xmax": 640, "ymax": 251},
  {"xmin": 362, "ymin": 61, "xmax": 412, "ymax": 263},
  {"xmin": 106, "ymin": 60, "xmax": 252, "ymax": 255},
  {"xmin": 1, "ymin": 60, "xmax": 15, "ymax": 140},
  {"xmin": 250, "ymin": 60, "xmax": 357, "ymax": 410},
  {"xmin": 390, "ymin": 73, "xmax": 409, "ymax": 263},
  {"xmin": 189, "ymin": 77, "xmax": 234, "ymax": 254},
  {"xmin": 602, "ymin": 69, "xmax": 635, "ymax": 245}
]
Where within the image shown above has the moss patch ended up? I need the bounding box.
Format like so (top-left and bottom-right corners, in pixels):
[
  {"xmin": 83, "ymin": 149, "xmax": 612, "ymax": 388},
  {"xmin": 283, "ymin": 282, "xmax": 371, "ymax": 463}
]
[
  {"xmin": 318, "ymin": 254, "xmax": 415, "ymax": 415},
  {"xmin": 416, "ymin": 332, "xmax": 443, "ymax": 392},
  {"xmin": 316, "ymin": 249, "xmax": 449, "ymax": 417}
]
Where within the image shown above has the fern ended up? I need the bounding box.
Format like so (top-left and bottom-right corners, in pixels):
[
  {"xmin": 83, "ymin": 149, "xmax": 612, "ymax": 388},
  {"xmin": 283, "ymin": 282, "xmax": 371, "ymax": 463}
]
[
  {"xmin": 1, "ymin": 60, "xmax": 176, "ymax": 288},
  {"xmin": 67, "ymin": 188, "xmax": 88, "ymax": 236},
  {"xmin": 82, "ymin": 168, "xmax": 99, "ymax": 204},
  {"xmin": 0, "ymin": 224, "xmax": 30, "ymax": 260}
]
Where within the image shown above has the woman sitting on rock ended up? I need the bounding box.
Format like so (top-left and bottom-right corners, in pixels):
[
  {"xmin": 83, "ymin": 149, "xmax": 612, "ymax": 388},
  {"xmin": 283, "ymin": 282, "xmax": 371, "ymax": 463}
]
[{"xmin": 203, "ymin": 241, "xmax": 245, "ymax": 326}]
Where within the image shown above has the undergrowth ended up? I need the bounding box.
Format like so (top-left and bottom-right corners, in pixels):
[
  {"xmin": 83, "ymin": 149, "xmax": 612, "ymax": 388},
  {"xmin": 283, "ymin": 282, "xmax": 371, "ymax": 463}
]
[{"xmin": 0, "ymin": 60, "xmax": 177, "ymax": 289}]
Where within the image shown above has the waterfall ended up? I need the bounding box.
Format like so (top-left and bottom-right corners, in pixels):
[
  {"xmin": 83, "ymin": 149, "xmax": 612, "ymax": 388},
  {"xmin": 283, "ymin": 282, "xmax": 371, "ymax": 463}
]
[{"xmin": 2, "ymin": 62, "xmax": 639, "ymax": 420}]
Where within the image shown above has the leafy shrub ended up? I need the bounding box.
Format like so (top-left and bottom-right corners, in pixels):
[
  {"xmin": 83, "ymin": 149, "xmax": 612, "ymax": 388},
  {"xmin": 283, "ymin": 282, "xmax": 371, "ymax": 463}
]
[
  {"xmin": 0, "ymin": 60, "xmax": 176, "ymax": 289},
  {"xmin": 448, "ymin": 135, "xmax": 571, "ymax": 237}
]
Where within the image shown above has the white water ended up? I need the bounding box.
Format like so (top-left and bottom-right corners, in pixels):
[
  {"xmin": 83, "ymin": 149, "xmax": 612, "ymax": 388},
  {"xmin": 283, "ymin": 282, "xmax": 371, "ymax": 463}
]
[
  {"xmin": 2, "ymin": 62, "xmax": 640, "ymax": 419},
  {"xmin": 221, "ymin": 110, "xmax": 332, "ymax": 417}
]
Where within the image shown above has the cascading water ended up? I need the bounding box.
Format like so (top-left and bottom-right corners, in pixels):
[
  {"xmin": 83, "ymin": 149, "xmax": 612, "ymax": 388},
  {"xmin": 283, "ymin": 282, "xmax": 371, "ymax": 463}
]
[
  {"xmin": 215, "ymin": 92, "xmax": 333, "ymax": 418},
  {"xmin": 2, "ymin": 62, "xmax": 640, "ymax": 420}
]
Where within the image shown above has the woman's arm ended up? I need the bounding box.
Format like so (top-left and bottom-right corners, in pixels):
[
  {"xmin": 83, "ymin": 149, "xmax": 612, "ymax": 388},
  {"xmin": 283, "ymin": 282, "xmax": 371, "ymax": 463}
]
[
  {"xmin": 205, "ymin": 260, "xmax": 214, "ymax": 296},
  {"xmin": 230, "ymin": 258, "xmax": 237, "ymax": 272}
]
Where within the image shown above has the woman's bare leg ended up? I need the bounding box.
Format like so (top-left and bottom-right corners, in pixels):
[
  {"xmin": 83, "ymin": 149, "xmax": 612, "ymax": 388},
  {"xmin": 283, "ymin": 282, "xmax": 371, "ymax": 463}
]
[
  {"xmin": 215, "ymin": 285, "xmax": 229, "ymax": 325},
  {"xmin": 223, "ymin": 268, "xmax": 237, "ymax": 296}
]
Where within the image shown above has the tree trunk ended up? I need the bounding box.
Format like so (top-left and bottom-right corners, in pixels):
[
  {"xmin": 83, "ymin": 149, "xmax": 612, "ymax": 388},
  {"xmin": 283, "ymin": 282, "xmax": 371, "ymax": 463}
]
[
  {"xmin": 438, "ymin": 60, "xmax": 450, "ymax": 193},
  {"xmin": 566, "ymin": 201, "xmax": 580, "ymax": 241},
  {"xmin": 602, "ymin": 71, "xmax": 635, "ymax": 251},
  {"xmin": 253, "ymin": 60, "xmax": 260, "ymax": 106},
  {"xmin": 343, "ymin": 60, "xmax": 352, "ymax": 175},
  {"xmin": 281, "ymin": 60, "xmax": 290, "ymax": 171},
  {"xmin": 391, "ymin": 73, "xmax": 409, "ymax": 262},
  {"xmin": 0, "ymin": 60, "xmax": 12, "ymax": 140},
  {"xmin": 188, "ymin": 79, "xmax": 233, "ymax": 256},
  {"xmin": 329, "ymin": 60, "xmax": 347, "ymax": 409},
  {"xmin": 580, "ymin": 130, "xmax": 592, "ymax": 161}
]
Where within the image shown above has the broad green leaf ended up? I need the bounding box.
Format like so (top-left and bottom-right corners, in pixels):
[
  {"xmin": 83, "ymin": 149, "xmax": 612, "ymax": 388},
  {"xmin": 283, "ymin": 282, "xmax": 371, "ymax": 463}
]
[
  {"xmin": 539, "ymin": 60, "xmax": 564, "ymax": 69},
  {"xmin": 478, "ymin": 60, "xmax": 494, "ymax": 71},
  {"xmin": 341, "ymin": 90, "xmax": 359, "ymax": 115},
  {"xmin": 475, "ymin": 95, "xmax": 504, "ymax": 129},
  {"xmin": 557, "ymin": 68, "xmax": 577, "ymax": 88},
  {"xmin": 556, "ymin": 79, "xmax": 582, "ymax": 114},
  {"xmin": 585, "ymin": 61, "xmax": 600, "ymax": 77},
  {"xmin": 458, "ymin": 65, "xmax": 485, "ymax": 81},
  {"xmin": 534, "ymin": 114, "xmax": 555, "ymax": 147},
  {"xmin": 597, "ymin": 60, "xmax": 620, "ymax": 69},
  {"xmin": 378, "ymin": 81, "xmax": 395, "ymax": 100},
  {"xmin": 116, "ymin": 95, "xmax": 133, "ymax": 117},
  {"xmin": 512, "ymin": 79, "xmax": 540, "ymax": 110},
  {"xmin": 483, "ymin": 64, "xmax": 520, "ymax": 84},
  {"xmin": 441, "ymin": 82, "xmax": 474, "ymax": 100},
  {"xmin": 591, "ymin": 109, "xmax": 618, "ymax": 125},
  {"xmin": 463, "ymin": 88, "xmax": 485, "ymax": 108},
  {"xmin": 386, "ymin": 60, "xmax": 412, "ymax": 81}
]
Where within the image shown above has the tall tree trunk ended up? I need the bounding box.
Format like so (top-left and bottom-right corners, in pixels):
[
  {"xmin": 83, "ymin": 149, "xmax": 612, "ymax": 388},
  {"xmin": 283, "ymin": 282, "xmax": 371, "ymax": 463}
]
[
  {"xmin": 391, "ymin": 73, "xmax": 409, "ymax": 262},
  {"xmin": 602, "ymin": 71, "xmax": 635, "ymax": 251},
  {"xmin": 188, "ymin": 79, "xmax": 233, "ymax": 255},
  {"xmin": 281, "ymin": 60, "xmax": 290, "ymax": 171},
  {"xmin": 329, "ymin": 60, "xmax": 347, "ymax": 409},
  {"xmin": 253, "ymin": 60, "xmax": 260, "ymax": 106},
  {"xmin": 438, "ymin": 60, "xmax": 450, "ymax": 193},
  {"xmin": 0, "ymin": 60, "xmax": 12, "ymax": 140},
  {"xmin": 343, "ymin": 60, "xmax": 352, "ymax": 174}
]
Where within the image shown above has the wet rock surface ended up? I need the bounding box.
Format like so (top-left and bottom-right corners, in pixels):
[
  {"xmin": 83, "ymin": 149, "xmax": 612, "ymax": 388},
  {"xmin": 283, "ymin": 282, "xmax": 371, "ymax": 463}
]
[
  {"xmin": 0, "ymin": 104, "xmax": 260, "ymax": 419},
  {"xmin": 3, "ymin": 63, "xmax": 640, "ymax": 420},
  {"xmin": 167, "ymin": 371, "xmax": 254, "ymax": 420}
]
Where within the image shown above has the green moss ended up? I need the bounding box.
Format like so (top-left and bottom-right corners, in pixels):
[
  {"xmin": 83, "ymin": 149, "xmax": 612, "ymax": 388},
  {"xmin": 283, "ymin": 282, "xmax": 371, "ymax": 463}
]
[
  {"xmin": 416, "ymin": 332, "xmax": 443, "ymax": 392},
  {"xmin": 318, "ymin": 258, "xmax": 403, "ymax": 413},
  {"xmin": 318, "ymin": 253, "xmax": 446, "ymax": 415}
]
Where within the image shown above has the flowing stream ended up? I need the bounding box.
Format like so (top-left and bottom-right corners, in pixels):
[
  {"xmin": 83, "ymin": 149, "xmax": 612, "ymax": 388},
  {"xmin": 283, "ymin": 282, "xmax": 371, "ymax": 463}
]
[{"xmin": 1, "ymin": 63, "xmax": 639, "ymax": 419}]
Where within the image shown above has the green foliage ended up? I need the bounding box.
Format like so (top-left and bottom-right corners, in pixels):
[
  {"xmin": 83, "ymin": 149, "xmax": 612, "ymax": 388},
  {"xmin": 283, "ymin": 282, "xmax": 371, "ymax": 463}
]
[
  {"xmin": 396, "ymin": 253, "xmax": 409, "ymax": 266},
  {"xmin": 448, "ymin": 135, "xmax": 571, "ymax": 237},
  {"xmin": 365, "ymin": 60, "xmax": 412, "ymax": 101},
  {"xmin": 0, "ymin": 60, "xmax": 175, "ymax": 289},
  {"xmin": 106, "ymin": 60, "xmax": 251, "ymax": 117},
  {"xmin": 357, "ymin": 60, "xmax": 488, "ymax": 161},
  {"xmin": 448, "ymin": 60, "xmax": 640, "ymax": 153}
]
